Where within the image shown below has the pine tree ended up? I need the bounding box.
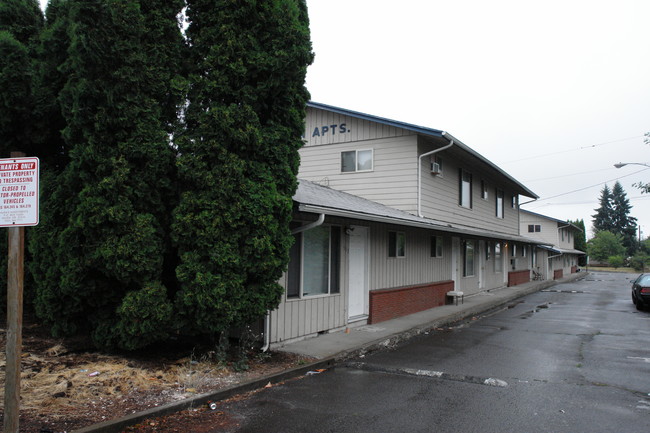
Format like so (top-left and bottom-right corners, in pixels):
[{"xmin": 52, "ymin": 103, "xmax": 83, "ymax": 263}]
[
  {"xmin": 592, "ymin": 184, "xmax": 614, "ymax": 233},
  {"xmin": 30, "ymin": 0, "xmax": 184, "ymax": 349},
  {"xmin": 611, "ymin": 181, "xmax": 638, "ymax": 255},
  {"xmin": 173, "ymin": 0, "xmax": 313, "ymax": 335}
]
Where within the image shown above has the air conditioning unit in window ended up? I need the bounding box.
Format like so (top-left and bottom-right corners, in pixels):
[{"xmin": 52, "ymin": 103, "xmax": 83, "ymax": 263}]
[{"xmin": 430, "ymin": 161, "xmax": 441, "ymax": 174}]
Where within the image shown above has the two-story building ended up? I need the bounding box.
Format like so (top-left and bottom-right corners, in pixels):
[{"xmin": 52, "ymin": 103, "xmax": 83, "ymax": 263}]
[
  {"xmin": 267, "ymin": 102, "xmax": 552, "ymax": 346},
  {"xmin": 519, "ymin": 209, "xmax": 584, "ymax": 280}
]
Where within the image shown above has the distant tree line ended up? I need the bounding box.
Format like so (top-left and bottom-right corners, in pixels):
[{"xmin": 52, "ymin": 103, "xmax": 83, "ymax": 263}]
[
  {"xmin": 0, "ymin": 0, "xmax": 313, "ymax": 350},
  {"xmin": 589, "ymin": 180, "xmax": 647, "ymax": 270}
]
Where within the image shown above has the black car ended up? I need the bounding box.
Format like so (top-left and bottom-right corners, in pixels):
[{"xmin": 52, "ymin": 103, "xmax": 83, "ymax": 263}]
[{"xmin": 632, "ymin": 274, "xmax": 650, "ymax": 311}]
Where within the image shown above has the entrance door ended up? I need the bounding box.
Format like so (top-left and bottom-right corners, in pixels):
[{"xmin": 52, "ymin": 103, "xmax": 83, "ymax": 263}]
[{"xmin": 348, "ymin": 226, "xmax": 369, "ymax": 320}]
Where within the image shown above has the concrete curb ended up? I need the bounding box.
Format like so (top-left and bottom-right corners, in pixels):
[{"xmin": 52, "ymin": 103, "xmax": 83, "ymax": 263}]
[
  {"xmin": 73, "ymin": 273, "xmax": 585, "ymax": 432},
  {"xmin": 72, "ymin": 358, "xmax": 336, "ymax": 433}
]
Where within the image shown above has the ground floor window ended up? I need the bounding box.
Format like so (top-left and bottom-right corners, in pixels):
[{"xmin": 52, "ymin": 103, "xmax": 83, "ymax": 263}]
[
  {"xmin": 463, "ymin": 240, "xmax": 475, "ymax": 277},
  {"xmin": 431, "ymin": 235, "xmax": 443, "ymax": 258},
  {"xmin": 389, "ymin": 231, "xmax": 406, "ymax": 258},
  {"xmin": 287, "ymin": 225, "xmax": 340, "ymax": 298}
]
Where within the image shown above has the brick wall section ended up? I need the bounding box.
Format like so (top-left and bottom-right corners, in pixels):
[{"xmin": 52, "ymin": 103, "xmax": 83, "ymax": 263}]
[
  {"xmin": 507, "ymin": 270, "xmax": 530, "ymax": 287},
  {"xmin": 368, "ymin": 281, "xmax": 454, "ymax": 324},
  {"xmin": 554, "ymin": 269, "xmax": 564, "ymax": 280},
  {"xmin": 571, "ymin": 266, "xmax": 577, "ymax": 273}
]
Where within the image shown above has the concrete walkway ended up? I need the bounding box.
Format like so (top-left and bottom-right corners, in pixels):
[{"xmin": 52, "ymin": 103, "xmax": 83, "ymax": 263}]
[{"xmin": 274, "ymin": 272, "xmax": 586, "ymax": 360}]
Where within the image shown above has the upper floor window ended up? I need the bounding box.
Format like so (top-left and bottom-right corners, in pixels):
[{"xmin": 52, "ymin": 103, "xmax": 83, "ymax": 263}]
[
  {"xmin": 528, "ymin": 224, "xmax": 541, "ymax": 233},
  {"xmin": 496, "ymin": 189, "xmax": 504, "ymax": 218},
  {"xmin": 341, "ymin": 149, "xmax": 373, "ymax": 172},
  {"xmin": 511, "ymin": 195, "xmax": 517, "ymax": 208},
  {"xmin": 459, "ymin": 169, "xmax": 473, "ymax": 208},
  {"xmin": 481, "ymin": 181, "xmax": 489, "ymax": 200},
  {"xmin": 388, "ymin": 231, "xmax": 406, "ymax": 258}
]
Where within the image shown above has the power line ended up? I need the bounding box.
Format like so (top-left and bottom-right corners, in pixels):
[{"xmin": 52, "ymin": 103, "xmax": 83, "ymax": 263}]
[
  {"xmin": 524, "ymin": 167, "xmax": 649, "ymax": 203},
  {"xmin": 501, "ymin": 135, "xmax": 644, "ymax": 165}
]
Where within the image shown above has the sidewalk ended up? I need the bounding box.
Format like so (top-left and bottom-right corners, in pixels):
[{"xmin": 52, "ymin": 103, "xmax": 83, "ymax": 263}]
[
  {"xmin": 274, "ymin": 273, "xmax": 584, "ymax": 360},
  {"xmin": 75, "ymin": 273, "xmax": 585, "ymax": 433}
]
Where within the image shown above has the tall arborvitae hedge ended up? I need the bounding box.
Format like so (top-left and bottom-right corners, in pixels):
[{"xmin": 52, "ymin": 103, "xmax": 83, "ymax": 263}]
[
  {"xmin": 0, "ymin": 0, "xmax": 43, "ymax": 309},
  {"xmin": 172, "ymin": 0, "xmax": 313, "ymax": 335},
  {"xmin": 30, "ymin": 0, "xmax": 184, "ymax": 349}
]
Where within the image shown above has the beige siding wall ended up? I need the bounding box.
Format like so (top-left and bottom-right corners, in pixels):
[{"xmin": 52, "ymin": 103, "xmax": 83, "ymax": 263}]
[
  {"xmin": 520, "ymin": 212, "xmax": 561, "ymax": 245},
  {"xmin": 299, "ymin": 134, "xmax": 420, "ymax": 213},
  {"xmin": 367, "ymin": 223, "xmax": 452, "ymax": 290},
  {"xmin": 304, "ymin": 107, "xmax": 412, "ymax": 147},
  {"xmin": 418, "ymin": 138, "xmax": 520, "ymax": 235}
]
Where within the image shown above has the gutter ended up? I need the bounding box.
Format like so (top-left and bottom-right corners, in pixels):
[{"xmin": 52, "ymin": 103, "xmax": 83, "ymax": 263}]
[
  {"xmin": 417, "ymin": 133, "xmax": 454, "ymax": 217},
  {"xmin": 262, "ymin": 213, "xmax": 326, "ymax": 352}
]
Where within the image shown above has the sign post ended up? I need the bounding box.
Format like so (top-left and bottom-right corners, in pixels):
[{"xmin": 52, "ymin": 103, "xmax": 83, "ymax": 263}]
[{"xmin": 2, "ymin": 154, "xmax": 38, "ymax": 433}]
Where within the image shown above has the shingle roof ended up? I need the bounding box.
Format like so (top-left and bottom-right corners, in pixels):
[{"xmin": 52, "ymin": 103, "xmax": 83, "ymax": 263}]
[{"xmin": 295, "ymin": 179, "xmax": 549, "ymax": 245}]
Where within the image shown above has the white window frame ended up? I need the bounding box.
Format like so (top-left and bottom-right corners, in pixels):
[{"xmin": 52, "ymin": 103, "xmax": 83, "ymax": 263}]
[
  {"xmin": 287, "ymin": 225, "xmax": 341, "ymax": 299},
  {"xmin": 341, "ymin": 149, "xmax": 373, "ymax": 173},
  {"xmin": 496, "ymin": 189, "xmax": 504, "ymax": 218},
  {"xmin": 459, "ymin": 169, "xmax": 473, "ymax": 209}
]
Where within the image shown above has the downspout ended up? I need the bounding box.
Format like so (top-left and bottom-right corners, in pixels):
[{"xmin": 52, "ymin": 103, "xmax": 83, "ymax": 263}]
[
  {"xmin": 418, "ymin": 133, "xmax": 454, "ymax": 218},
  {"xmin": 261, "ymin": 213, "xmax": 326, "ymax": 352}
]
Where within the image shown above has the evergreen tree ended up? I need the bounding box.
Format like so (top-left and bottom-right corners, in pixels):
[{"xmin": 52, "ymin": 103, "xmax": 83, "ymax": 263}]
[
  {"xmin": 592, "ymin": 184, "xmax": 614, "ymax": 233},
  {"xmin": 0, "ymin": 0, "xmax": 43, "ymax": 309},
  {"xmin": 173, "ymin": 0, "xmax": 313, "ymax": 335},
  {"xmin": 0, "ymin": 0, "xmax": 42, "ymax": 156},
  {"xmin": 30, "ymin": 0, "xmax": 184, "ymax": 349},
  {"xmin": 611, "ymin": 181, "xmax": 638, "ymax": 255},
  {"xmin": 568, "ymin": 218, "xmax": 587, "ymax": 265}
]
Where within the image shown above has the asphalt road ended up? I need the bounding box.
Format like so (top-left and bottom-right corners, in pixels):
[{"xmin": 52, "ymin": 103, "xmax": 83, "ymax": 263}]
[{"xmin": 214, "ymin": 272, "xmax": 650, "ymax": 433}]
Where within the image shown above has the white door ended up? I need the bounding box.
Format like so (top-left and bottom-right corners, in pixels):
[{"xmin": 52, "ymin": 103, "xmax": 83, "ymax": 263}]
[{"xmin": 348, "ymin": 226, "xmax": 369, "ymax": 320}]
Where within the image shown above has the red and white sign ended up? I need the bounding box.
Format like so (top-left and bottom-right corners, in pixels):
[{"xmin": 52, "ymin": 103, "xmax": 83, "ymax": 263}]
[{"xmin": 0, "ymin": 157, "xmax": 39, "ymax": 227}]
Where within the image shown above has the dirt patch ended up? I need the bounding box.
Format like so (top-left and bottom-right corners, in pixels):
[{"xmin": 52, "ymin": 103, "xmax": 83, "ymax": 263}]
[{"xmin": 0, "ymin": 319, "xmax": 312, "ymax": 432}]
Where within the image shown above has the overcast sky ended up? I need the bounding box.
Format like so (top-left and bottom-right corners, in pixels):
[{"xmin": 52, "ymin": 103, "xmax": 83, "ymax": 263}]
[
  {"xmin": 38, "ymin": 0, "xmax": 649, "ymax": 239},
  {"xmin": 305, "ymin": 0, "xmax": 650, "ymax": 239}
]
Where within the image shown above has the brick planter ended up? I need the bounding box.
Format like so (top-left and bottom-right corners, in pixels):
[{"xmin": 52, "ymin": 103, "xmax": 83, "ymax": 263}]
[
  {"xmin": 507, "ymin": 270, "xmax": 530, "ymax": 287},
  {"xmin": 368, "ymin": 280, "xmax": 454, "ymax": 324},
  {"xmin": 554, "ymin": 269, "xmax": 564, "ymax": 280}
]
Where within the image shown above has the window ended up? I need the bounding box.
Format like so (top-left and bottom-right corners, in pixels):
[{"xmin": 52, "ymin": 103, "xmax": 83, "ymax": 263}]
[
  {"xmin": 463, "ymin": 240, "xmax": 475, "ymax": 277},
  {"xmin": 459, "ymin": 169, "xmax": 473, "ymax": 208},
  {"xmin": 511, "ymin": 244, "xmax": 517, "ymax": 257},
  {"xmin": 495, "ymin": 242, "xmax": 502, "ymax": 272},
  {"xmin": 496, "ymin": 189, "xmax": 504, "ymax": 218},
  {"xmin": 532, "ymin": 247, "xmax": 537, "ymax": 268},
  {"xmin": 341, "ymin": 149, "xmax": 373, "ymax": 172},
  {"xmin": 561, "ymin": 229, "xmax": 565, "ymax": 241},
  {"xmin": 287, "ymin": 226, "xmax": 340, "ymax": 298},
  {"xmin": 528, "ymin": 224, "xmax": 541, "ymax": 233},
  {"xmin": 389, "ymin": 231, "xmax": 405, "ymax": 258},
  {"xmin": 522, "ymin": 245, "xmax": 527, "ymax": 257},
  {"xmin": 431, "ymin": 235, "xmax": 443, "ymax": 258},
  {"xmin": 486, "ymin": 241, "xmax": 492, "ymax": 260},
  {"xmin": 511, "ymin": 195, "xmax": 517, "ymax": 208},
  {"xmin": 481, "ymin": 181, "xmax": 488, "ymax": 200}
]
